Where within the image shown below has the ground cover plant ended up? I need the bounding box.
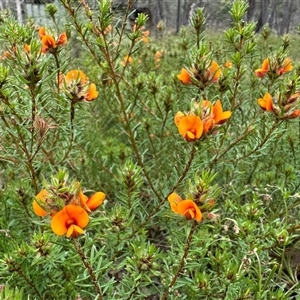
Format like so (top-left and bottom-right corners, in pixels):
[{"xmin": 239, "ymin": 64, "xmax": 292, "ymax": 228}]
[{"xmin": 1, "ymin": 0, "xmax": 300, "ymax": 299}]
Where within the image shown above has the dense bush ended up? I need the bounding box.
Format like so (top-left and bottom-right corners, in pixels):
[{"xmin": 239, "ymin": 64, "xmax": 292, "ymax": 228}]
[{"xmin": 1, "ymin": 0, "xmax": 300, "ymax": 299}]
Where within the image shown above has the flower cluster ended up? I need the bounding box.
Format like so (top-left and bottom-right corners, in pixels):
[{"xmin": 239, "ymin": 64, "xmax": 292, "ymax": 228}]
[
  {"xmin": 255, "ymin": 57, "xmax": 300, "ymax": 119},
  {"xmin": 133, "ymin": 24, "xmax": 150, "ymax": 43},
  {"xmin": 38, "ymin": 27, "xmax": 67, "ymax": 54},
  {"xmin": 60, "ymin": 70, "xmax": 98, "ymax": 102},
  {"xmin": 257, "ymin": 92, "xmax": 300, "ymax": 119},
  {"xmin": 255, "ymin": 57, "xmax": 293, "ymax": 79},
  {"xmin": 177, "ymin": 60, "xmax": 222, "ymax": 86},
  {"xmin": 174, "ymin": 99, "xmax": 231, "ymax": 142},
  {"xmin": 33, "ymin": 172, "xmax": 105, "ymax": 238}
]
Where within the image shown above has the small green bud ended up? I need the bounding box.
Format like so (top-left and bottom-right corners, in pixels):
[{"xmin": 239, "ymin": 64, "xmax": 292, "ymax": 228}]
[{"xmin": 45, "ymin": 4, "xmax": 58, "ymax": 18}]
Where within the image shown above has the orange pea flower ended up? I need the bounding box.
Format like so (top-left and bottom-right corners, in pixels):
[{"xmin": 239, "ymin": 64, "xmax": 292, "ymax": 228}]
[
  {"xmin": 57, "ymin": 32, "xmax": 67, "ymax": 46},
  {"xmin": 286, "ymin": 109, "xmax": 300, "ymax": 119},
  {"xmin": 79, "ymin": 190, "xmax": 106, "ymax": 212},
  {"xmin": 141, "ymin": 30, "xmax": 150, "ymax": 43},
  {"xmin": 41, "ymin": 35, "xmax": 56, "ymax": 53},
  {"xmin": 63, "ymin": 70, "xmax": 98, "ymax": 102},
  {"xmin": 51, "ymin": 205, "xmax": 89, "ymax": 238},
  {"xmin": 201, "ymin": 100, "xmax": 232, "ymax": 133},
  {"xmin": 85, "ymin": 83, "xmax": 99, "ymax": 101},
  {"xmin": 133, "ymin": 24, "xmax": 150, "ymax": 43},
  {"xmin": 224, "ymin": 61, "xmax": 232, "ymax": 68},
  {"xmin": 207, "ymin": 61, "xmax": 221, "ymax": 83},
  {"xmin": 176, "ymin": 115, "xmax": 203, "ymax": 142},
  {"xmin": 120, "ymin": 55, "xmax": 133, "ymax": 67},
  {"xmin": 24, "ymin": 44, "xmax": 31, "ymax": 53},
  {"xmin": 38, "ymin": 27, "xmax": 67, "ymax": 54},
  {"xmin": 255, "ymin": 58, "xmax": 269, "ymax": 78},
  {"xmin": 177, "ymin": 68, "xmax": 192, "ymax": 85},
  {"xmin": 174, "ymin": 111, "xmax": 185, "ymax": 126},
  {"xmin": 65, "ymin": 70, "xmax": 87, "ymax": 83},
  {"xmin": 278, "ymin": 58, "xmax": 293, "ymax": 76},
  {"xmin": 32, "ymin": 189, "xmax": 49, "ymax": 217},
  {"xmin": 213, "ymin": 100, "xmax": 232, "ymax": 124},
  {"xmin": 155, "ymin": 51, "xmax": 163, "ymax": 63},
  {"xmin": 257, "ymin": 93, "xmax": 273, "ymax": 111},
  {"xmin": 168, "ymin": 193, "xmax": 202, "ymax": 222},
  {"xmin": 38, "ymin": 27, "xmax": 46, "ymax": 39}
]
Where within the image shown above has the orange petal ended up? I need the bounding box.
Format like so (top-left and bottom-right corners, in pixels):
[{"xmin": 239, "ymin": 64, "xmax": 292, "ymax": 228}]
[
  {"xmin": 174, "ymin": 111, "xmax": 185, "ymax": 127},
  {"xmin": 213, "ymin": 100, "xmax": 232, "ymax": 124},
  {"xmin": 121, "ymin": 55, "xmax": 133, "ymax": 66},
  {"xmin": 287, "ymin": 109, "xmax": 300, "ymax": 119},
  {"xmin": 57, "ymin": 32, "xmax": 67, "ymax": 46},
  {"xmin": 209, "ymin": 61, "xmax": 221, "ymax": 83},
  {"xmin": 278, "ymin": 58, "xmax": 293, "ymax": 75},
  {"xmin": 224, "ymin": 61, "xmax": 232, "ymax": 68},
  {"xmin": 66, "ymin": 224, "xmax": 84, "ymax": 238},
  {"xmin": 85, "ymin": 83, "xmax": 98, "ymax": 101},
  {"xmin": 176, "ymin": 200, "xmax": 202, "ymax": 222},
  {"xmin": 79, "ymin": 189, "xmax": 88, "ymax": 205},
  {"xmin": 41, "ymin": 35, "xmax": 56, "ymax": 53},
  {"xmin": 86, "ymin": 192, "xmax": 105, "ymax": 211},
  {"xmin": 168, "ymin": 193, "xmax": 182, "ymax": 213},
  {"xmin": 255, "ymin": 58, "xmax": 269, "ymax": 77},
  {"xmin": 258, "ymin": 93, "xmax": 273, "ymax": 111},
  {"xmin": 65, "ymin": 70, "xmax": 87, "ymax": 83},
  {"xmin": 203, "ymin": 118, "xmax": 214, "ymax": 133},
  {"xmin": 38, "ymin": 27, "xmax": 46, "ymax": 39},
  {"xmin": 177, "ymin": 68, "xmax": 192, "ymax": 85},
  {"xmin": 261, "ymin": 58, "xmax": 269, "ymax": 71},
  {"xmin": 24, "ymin": 44, "xmax": 30, "ymax": 53},
  {"xmin": 32, "ymin": 189, "xmax": 49, "ymax": 217},
  {"xmin": 51, "ymin": 205, "xmax": 89, "ymax": 236},
  {"xmin": 178, "ymin": 115, "xmax": 203, "ymax": 142}
]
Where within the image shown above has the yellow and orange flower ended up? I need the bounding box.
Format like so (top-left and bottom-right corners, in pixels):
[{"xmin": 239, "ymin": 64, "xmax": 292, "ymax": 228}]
[
  {"xmin": 62, "ymin": 70, "xmax": 98, "ymax": 102},
  {"xmin": 255, "ymin": 58, "xmax": 269, "ymax": 78},
  {"xmin": 168, "ymin": 193, "xmax": 202, "ymax": 222},
  {"xmin": 38, "ymin": 27, "xmax": 67, "ymax": 54},
  {"xmin": 177, "ymin": 68, "xmax": 192, "ymax": 85},
  {"xmin": 51, "ymin": 205, "xmax": 89, "ymax": 238},
  {"xmin": 175, "ymin": 114, "xmax": 203, "ymax": 142},
  {"xmin": 257, "ymin": 93, "xmax": 273, "ymax": 111}
]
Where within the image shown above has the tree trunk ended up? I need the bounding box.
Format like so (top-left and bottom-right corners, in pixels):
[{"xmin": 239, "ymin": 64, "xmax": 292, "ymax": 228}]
[
  {"xmin": 247, "ymin": 0, "xmax": 256, "ymax": 21},
  {"xmin": 280, "ymin": 0, "xmax": 293, "ymax": 34},
  {"xmin": 256, "ymin": 0, "xmax": 270, "ymax": 32},
  {"xmin": 176, "ymin": 0, "xmax": 181, "ymax": 33}
]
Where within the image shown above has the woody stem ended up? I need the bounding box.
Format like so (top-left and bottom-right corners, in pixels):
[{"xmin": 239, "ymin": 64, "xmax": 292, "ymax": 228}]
[
  {"xmin": 160, "ymin": 221, "xmax": 198, "ymax": 300},
  {"xmin": 73, "ymin": 239, "xmax": 103, "ymax": 299}
]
